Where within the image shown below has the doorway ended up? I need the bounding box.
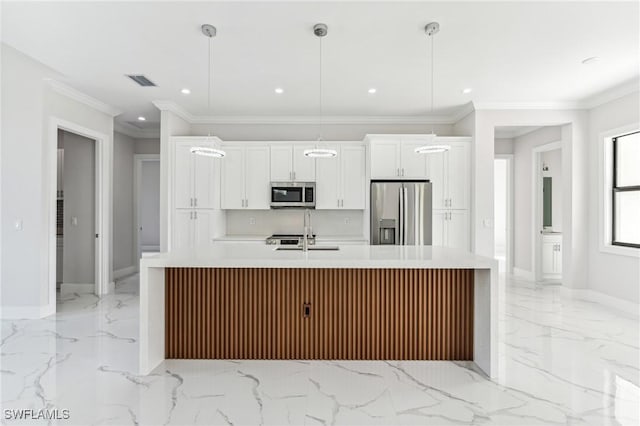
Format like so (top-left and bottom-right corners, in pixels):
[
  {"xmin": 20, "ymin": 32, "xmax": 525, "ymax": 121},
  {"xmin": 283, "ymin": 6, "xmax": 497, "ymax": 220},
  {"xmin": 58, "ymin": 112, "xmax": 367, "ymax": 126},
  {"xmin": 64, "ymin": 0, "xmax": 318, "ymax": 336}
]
[
  {"xmin": 56, "ymin": 130, "xmax": 97, "ymax": 294},
  {"xmin": 494, "ymin": 156, "xmax": 513, "ymax": 274},
  {"xmin": 134, "ymin": 155, "xmax": 160, "ymax": 263}
]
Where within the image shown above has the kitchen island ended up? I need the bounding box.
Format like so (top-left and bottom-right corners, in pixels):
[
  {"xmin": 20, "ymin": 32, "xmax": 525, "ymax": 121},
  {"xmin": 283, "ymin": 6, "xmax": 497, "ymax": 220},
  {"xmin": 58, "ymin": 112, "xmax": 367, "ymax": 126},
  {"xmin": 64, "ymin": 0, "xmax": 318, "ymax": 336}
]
[{"xmin": 139, "ymin": 245, "xmax": 498, "ymax": 378}]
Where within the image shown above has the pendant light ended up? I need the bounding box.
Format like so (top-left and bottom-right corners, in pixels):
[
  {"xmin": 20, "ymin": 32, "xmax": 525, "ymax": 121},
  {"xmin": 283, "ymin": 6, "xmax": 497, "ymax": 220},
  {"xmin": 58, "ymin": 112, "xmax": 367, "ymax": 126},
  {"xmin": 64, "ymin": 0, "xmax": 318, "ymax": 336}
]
[
  {"xmin": 191, "ymin": 24, "xmax": 226, "ymax": 158},
  {"xmin": 304, "ymin": 23, "xmax": 338, "ymax": 158},
  {"xmin": 415, "ymin": 22, "xmax": 450, "ymax": 155}
]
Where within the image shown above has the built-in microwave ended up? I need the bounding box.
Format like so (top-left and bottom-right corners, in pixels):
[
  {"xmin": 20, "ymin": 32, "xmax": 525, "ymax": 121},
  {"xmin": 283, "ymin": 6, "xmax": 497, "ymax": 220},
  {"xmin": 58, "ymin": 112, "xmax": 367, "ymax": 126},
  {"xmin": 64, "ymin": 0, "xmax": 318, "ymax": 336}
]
[{"xmin": 270, "ymin": 182, "xmax": 316, "ymax": 209}]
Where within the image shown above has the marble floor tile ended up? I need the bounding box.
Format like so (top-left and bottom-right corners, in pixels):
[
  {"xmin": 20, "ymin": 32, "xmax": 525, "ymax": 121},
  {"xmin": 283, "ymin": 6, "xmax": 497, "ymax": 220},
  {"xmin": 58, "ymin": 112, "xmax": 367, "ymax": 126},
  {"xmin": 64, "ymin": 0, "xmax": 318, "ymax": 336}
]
[{"xmin": 1, "ymin": 273, "xmax": 638, "ymax": 425}]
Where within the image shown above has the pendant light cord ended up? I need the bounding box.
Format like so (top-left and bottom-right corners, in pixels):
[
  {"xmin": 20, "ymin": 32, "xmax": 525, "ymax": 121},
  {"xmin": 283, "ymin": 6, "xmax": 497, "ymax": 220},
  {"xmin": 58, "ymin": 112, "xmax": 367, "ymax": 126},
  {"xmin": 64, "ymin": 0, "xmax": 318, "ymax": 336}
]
[
  {"xmin": 207, "ymin": 35, "xmax": 212, "ymax": 139},
  {"xmin": 429, "ymin": 31, "xmax": 434, "ymax": 135},
  {"xmin": 319, "ymin": 34, "xmax": 323, "ymax": 141}
]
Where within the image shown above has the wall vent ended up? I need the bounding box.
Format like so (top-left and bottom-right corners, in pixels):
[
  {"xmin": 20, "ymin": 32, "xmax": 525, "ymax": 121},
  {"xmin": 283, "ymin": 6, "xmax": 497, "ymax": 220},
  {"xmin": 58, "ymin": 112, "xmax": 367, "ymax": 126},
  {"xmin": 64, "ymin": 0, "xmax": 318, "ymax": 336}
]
[{"xmin": 126, "ymin": 74, "xmax": 157, "ymax": 87}]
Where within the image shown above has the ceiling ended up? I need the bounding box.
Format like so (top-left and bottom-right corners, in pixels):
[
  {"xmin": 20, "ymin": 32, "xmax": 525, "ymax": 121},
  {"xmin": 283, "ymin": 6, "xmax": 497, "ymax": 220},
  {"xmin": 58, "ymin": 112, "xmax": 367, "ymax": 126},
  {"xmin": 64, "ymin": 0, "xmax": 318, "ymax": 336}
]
[
  {"xmin": 494, "ymin": 126, "xmax": 542, "ymax": 139},
  {"xmin": 3, "ymin": 1, "xmax": 639, "ymax": 132}
]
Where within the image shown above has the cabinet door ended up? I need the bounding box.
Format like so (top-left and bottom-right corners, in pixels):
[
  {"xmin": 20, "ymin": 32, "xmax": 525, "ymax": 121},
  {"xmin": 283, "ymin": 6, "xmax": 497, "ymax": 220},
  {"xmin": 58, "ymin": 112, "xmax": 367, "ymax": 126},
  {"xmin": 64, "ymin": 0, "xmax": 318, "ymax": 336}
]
[
  {"xmin": 426, "ymin": 150, "xmax": 446, "ymax": 210},
  {"xmin": 245, "ymin": 146, "xmax": 271, "ymax": 209},
  {"xmin": 193, "ymin": 147, "xmax": 216, "ymax": 209},
  {"xmin": 174, "ymin": 143, "xmax": 194, "ymax": 209},
  {"xmin": 270, "ymin": 145, "xmax": 293, "ymax": 181},
  {"xmin": 193, "ymin": 210, "xmax": 214, "ymax": 248},
  {"xmin": 554, "ymin": 243, "xmax": 563, "ymax": 274},
  {"xmin": 293, "ymin": 145, "xmax": 316, "ymax": 181},
  {"xmin": 400, "ymin": 141, "xmax": 427, "ymax": 178},
  {"xmin": 370, "ymin": 139, "xmax": 400, "ymax": 179},
  {"xmin": 172, "ymin": 210, "xmax": 193, "ymax": 250},
  {"xmin": 315, "ymin": 145, "xmax": 340, "ymax": 209},
  {"xmin": 447, "ymin": 143, "xmax": 470, "ymax": 209},
  {"xmin": 447, "ymin": 210, "xmax": 470, "ymax": 250},
  {"xmin": 220, "ymin": 147, "xmax": 245, "ymax": 209},
  {"xmin": 542, "ymin": 242, "xmax": 555, "ymax": 275},
  {"xmin": 431, "ymin": 210, "xmax": 447, "ymax": 247},
  {"xmin": 341, "ymin": 145, "xmax": 366, "ymax": 209}
]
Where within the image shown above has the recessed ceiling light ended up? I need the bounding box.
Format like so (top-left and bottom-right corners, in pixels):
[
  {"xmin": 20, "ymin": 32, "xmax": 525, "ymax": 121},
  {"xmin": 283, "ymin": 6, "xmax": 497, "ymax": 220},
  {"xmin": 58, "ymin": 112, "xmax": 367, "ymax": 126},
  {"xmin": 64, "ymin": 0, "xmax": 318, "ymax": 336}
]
[
  {"xmin": 137, "ymin": 116, "xmax": 146, "ymax": 121},
  {"xmin": 274, "ymin": 87, "xmax": 284, "ymax": 94},
  {"xmin": 368, "ymin": 88, "xmax": 377, "ymax": 94},
  {"xmin": 181, "ymin": 88, "xmax": 191, "ymax": 95},
  {"xmin": 581, "ymin": 56, "xmax": 600, "ymax": 65},
  {"xmin": 462, "ymin": 88, "xmax": 473, "ymax": 94}
]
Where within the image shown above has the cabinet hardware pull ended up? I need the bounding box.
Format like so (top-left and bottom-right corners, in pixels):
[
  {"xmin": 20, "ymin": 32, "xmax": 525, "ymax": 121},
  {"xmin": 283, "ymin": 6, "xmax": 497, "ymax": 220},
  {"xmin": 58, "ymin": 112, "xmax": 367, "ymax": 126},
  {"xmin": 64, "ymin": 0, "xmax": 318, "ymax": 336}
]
[
  {"xmin": 194, "ymin": 198, "xmax": 197, "ymax": 207},
  {"xmin": 337, "ymin": 199, "xmax": 340, "ymax": 207},
  {"xmin": 194, "ymin": 211, "xmax": 197, "ymax": 220},
  {"xmin": 303, "ymin": 302, "xmax": 311, "ymax": 318}
]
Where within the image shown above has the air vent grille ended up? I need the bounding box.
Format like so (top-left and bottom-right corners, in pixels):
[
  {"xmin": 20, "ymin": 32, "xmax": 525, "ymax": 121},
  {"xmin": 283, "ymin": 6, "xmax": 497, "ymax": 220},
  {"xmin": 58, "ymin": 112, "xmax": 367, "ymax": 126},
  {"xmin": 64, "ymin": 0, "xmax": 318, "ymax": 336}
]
[{"xmin": 126, "ymin": 74, "xmax": 157, "ymax": 87}]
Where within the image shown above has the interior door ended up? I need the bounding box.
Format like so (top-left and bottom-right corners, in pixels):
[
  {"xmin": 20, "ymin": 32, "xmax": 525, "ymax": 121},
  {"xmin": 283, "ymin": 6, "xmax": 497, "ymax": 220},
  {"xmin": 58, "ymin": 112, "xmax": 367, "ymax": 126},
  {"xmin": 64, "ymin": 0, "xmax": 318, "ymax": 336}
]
[
  {"xmin": 340, "ymin": 145, "xmax": 366, "ymax": 209},
  {"xmin": 245, "ymin": 146, "xmax": 271, "ymax": 209},
  {"xmin": 293, "ymin": 145, "xmax": 316, "ymax": 181},
  {"xmin": 174, "ymin": 143, "xmax": 193, "ymax": 209},
  {"xmin": 220, "ymin": 147, "xmax": 245, "ymax": 209},
  {"xmin": 270, "ymin": 145, "xmax": 293, "ymax": 181},
  {"xmin": 139, "ymin": 160, "xmax": 160, "ymax": 256},
  {"xmin": 315, "ymin": 145, "xmax": 340, "ymax": 209}
]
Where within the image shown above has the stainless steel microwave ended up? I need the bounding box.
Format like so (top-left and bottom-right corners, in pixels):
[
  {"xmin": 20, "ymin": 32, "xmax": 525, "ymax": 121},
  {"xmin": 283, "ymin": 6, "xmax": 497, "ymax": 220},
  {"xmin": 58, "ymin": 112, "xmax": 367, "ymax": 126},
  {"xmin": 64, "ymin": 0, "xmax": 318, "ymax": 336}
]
[{"xmin": 270, "ymin": 182, "xmax": 316, "ymax": 209}]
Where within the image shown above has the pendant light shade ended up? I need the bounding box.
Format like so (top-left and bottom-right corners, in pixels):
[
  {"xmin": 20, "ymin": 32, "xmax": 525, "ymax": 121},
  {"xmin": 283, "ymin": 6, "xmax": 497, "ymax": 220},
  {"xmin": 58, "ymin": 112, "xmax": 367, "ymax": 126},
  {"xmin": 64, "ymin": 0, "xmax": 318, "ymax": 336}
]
[
  {"xmin": 415, "ymin": 22, "xmax": 450, "ymax": 155},
  {"xmin": 190, "ymin": 146, "xmax": 226, "ymax": 158},
  {"xmin": 304, "ymin": 23, "xmax": 338, "ymax": 159},
  {"xmin": 192, "ymin": 24, "xmax": 226, "ymax": 159}
]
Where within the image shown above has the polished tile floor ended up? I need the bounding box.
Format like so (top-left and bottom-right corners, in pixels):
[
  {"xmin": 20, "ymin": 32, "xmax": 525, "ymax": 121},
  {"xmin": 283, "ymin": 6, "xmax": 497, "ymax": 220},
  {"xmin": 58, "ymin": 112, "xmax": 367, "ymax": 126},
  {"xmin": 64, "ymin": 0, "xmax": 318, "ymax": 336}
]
[{"xmin": 1, "ymin": 274, "xmax": 638, "ymax": 425}]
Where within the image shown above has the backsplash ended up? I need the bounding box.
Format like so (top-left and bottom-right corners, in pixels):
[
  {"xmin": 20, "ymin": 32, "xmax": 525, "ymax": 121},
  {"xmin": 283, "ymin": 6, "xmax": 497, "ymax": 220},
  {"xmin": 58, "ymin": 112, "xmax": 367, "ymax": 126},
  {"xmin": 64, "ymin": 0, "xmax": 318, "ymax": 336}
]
[{"xmin": 226, "ymin": 210, "xmax": 365, "ymax": 237}]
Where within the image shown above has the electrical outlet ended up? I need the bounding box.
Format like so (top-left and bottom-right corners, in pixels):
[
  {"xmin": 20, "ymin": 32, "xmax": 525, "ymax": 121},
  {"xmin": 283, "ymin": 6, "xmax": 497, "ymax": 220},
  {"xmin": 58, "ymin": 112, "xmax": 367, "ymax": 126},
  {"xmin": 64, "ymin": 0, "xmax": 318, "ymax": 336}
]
[
  {"xmin": 71, "ymin": 216, "xmax": 78, "ymax": 226},
  {"xmin": 249, "ymin": 217, "xmax": 256, "ymax": 225}
]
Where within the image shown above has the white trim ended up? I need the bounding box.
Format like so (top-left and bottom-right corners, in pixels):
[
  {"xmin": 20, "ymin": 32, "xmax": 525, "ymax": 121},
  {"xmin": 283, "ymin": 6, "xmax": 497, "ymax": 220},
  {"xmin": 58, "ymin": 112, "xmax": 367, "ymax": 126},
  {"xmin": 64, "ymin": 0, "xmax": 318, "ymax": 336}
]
[
  {"xmin": 531, "ymin": 141, "xmax": 562, "ymax": 282},
  {"xmin": 560, "ymin": 288, "xmax": 639, "ymax": 318},
  {"xmin": 50, "ymin": 118, "xmax": 112, "ymax": 305},
  {"xmin": 0, "ymin": 305, "xmax": 55, "ymax": 320},
  {"xmin": 582, "ymin": 81, "xmax": 639, "ymax": 110},
  {"xmin": 47, "ymin": 80, "xmax": 121, "ymax": 117},
  {"xmin": 134, "ymin": 154, "xmax": 161, "ymax": 266},
  {"xmin": 153, "ymin": 100, "xmax": 465, "ymax": 125},
  {"xmin": 60, "ymin": 283, "xmax": 94, "ymax": 294},
  {"xmin": 113, "ymin": 265, "xmax": 137, "ymax": 280},
  {"xmin": 598, "ymin": 123, "xmax": 640, "ymax": 258},
  {"xmin": 495, "ymin": 155, "xmax": 514, "ymax": 274},
  {"xmin": 475, "ymin": 101, "xmax": 585, "ymax": 110},
  {"xmin": 513, "ymin": 267, "xmax": 534, "ymax": 281}
]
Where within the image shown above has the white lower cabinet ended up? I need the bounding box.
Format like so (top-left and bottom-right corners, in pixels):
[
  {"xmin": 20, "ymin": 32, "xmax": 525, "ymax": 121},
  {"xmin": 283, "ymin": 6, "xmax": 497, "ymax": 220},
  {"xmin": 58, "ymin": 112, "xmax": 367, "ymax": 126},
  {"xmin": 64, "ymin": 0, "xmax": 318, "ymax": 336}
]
[
  {"xmin": 542, "ymin": 234, "xmax": 562, "ymax": 279},
  {"xmin": 432, "ymin": 210, "xmax": 469, "ymax": 251},
  {"xmin": 173, "ymin": 210, "xmax": 216, "ymax": 250}
]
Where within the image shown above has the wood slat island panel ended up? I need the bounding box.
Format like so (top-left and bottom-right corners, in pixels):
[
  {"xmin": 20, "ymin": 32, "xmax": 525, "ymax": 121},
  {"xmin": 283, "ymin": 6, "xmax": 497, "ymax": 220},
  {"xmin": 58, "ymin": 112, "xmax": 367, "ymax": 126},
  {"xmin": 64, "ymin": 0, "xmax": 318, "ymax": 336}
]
[{"xmin": 165, "ymin": 268, "xmax": 473, "ymax": 360}]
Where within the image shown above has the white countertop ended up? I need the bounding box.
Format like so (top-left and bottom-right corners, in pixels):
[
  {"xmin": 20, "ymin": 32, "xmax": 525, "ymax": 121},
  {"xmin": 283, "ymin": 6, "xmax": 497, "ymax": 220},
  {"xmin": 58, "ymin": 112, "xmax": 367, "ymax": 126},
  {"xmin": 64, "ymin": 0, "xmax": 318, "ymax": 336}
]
[{"xmin": 141, "ymin": 244, "xmax": 497, "ymax": 269}]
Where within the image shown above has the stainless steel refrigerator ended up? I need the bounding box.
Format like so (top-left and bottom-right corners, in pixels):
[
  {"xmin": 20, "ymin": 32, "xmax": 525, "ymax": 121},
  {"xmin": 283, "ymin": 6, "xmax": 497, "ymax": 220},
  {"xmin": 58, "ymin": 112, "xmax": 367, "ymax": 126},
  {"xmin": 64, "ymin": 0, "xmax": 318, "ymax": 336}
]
[{"xmin": 370, "ymin": 180, "xmax": 432, "ymax": 245}]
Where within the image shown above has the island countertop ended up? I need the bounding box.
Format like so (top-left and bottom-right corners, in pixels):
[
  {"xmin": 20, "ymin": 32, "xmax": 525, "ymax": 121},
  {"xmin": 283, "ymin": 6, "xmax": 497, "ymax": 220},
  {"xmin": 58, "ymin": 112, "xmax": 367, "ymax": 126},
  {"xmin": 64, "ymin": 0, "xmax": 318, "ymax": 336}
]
[{"xmin": 141, "ymin": 244, "xmax": 497, "ymax": 270}]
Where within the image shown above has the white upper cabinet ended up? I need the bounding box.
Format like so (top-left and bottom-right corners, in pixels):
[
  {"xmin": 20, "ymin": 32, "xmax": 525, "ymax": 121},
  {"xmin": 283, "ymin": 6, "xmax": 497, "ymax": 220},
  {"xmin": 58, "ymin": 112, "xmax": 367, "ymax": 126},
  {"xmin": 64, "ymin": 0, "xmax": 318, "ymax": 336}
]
[
  {"xmin": 316, "ymin": 144, "xmax": 366, "ymax": 210},
  {"xmin": 270, "ymin": 144, "xmax": 316, "ymax": 181},
  {"xmin": 221, "ymin": 145, "xmax": 270, "ymax": 210},
  {"xmin": 426, "ymin": 150, "xmax": 446, "ymax": 210},
  {"xmin": 400, "ymin": 141, "xmax": 428, "ymax": 178},
  {"xmin": 369, "ymin": 137, "xmax": 401, "ymax": 178},
  {"xmin": 173, "ymin": 138, "xmax": 219, "ymax": 210}
]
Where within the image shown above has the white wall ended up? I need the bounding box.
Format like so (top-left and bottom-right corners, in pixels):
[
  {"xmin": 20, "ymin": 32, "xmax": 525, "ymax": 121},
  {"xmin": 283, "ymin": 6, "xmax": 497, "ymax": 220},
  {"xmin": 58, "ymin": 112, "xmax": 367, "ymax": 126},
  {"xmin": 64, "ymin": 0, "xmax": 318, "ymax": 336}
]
[
  {"xmin": 587, "ymin": 91, "xmax": 640, "ymax": 303},
  {"xmin": 190, "ymin": 123, "xmax": 454, "ymax": 141},
  {"xmin": 226, "ymin": 210, "xmax": 364, "ymax": 237},
  {"xmin": 60, "ymin": 130, "xmax": 95, "ymax": 284},
  {"xmin": 113, "ymin": 131, "xmax": 135, "ymax": 272},
  {"xmin": 512, "ymin": 126, "xmax": 562, "ymax": 271},
  {"xmin": 1, "ymin": 44, "xmax": 114, "ymax": 316},
  {"xmin": 495, "ymin": 138, "xmax": 514, "ymax": 155},
  {"xmin": 541, "ymin": 149, "xmax": 562, "ymax": 232},
  {"xmin": 135, "ymin": 138, "xmax": 160, "ymax": 155}
]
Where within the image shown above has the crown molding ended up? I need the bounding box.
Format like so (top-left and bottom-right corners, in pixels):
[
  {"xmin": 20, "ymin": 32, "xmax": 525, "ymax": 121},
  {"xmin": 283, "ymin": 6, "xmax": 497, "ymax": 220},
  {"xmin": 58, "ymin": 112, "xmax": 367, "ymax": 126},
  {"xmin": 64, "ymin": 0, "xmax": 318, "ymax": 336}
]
[
  {"xmin": 114, "ymin": 121, "xmax": 160, "ymax": 139},
  {"xmin": 473, "ymin": 101, "xmax": 585, "ymax": 111},
  {"xmin": 581, "ymin": 79, "xmax": 639, "ymax": 110},
  {"xmin": 152, "ymin": 100, "xmax": 468, "ymax": 125},
  {"xmin": 46, "ymin": 79, "xmax": 122, "ymax": 117}
]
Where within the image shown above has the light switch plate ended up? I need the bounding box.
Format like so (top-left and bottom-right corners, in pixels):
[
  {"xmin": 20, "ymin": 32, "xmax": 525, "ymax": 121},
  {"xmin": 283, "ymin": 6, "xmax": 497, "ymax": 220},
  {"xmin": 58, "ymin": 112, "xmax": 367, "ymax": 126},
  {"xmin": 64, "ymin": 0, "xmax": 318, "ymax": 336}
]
[{"xmin": 71, "ymin": 216, "xmax": 78, "ymax": 226}]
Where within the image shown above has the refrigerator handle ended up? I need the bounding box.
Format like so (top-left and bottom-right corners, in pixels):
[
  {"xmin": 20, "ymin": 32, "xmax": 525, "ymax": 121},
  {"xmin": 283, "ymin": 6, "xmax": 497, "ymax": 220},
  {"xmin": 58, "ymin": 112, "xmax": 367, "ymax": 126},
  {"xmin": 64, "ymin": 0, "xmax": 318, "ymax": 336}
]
[
  {"xmin": 403, "ymin": 186, "xmax": 409, "ymax": 245},
  {"xmin": 398, "ymin": 186, "xmax": 404, "ymax": 245}
]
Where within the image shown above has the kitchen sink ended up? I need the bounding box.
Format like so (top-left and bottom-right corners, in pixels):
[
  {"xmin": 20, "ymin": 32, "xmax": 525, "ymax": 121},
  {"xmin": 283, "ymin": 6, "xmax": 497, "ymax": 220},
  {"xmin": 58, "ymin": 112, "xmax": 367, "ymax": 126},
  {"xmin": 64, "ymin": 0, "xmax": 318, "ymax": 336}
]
[{"xmin": 275, "ymin": 246, "xmax": 340, "ymax": 251}]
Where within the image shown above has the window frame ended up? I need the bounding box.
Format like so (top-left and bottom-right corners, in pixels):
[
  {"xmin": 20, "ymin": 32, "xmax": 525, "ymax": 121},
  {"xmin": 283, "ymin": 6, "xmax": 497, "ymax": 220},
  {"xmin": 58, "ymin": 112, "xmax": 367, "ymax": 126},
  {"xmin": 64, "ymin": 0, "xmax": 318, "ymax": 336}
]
[{"xmin": 611, "ymin": 131, "xmax": 640, "ymax": 249}]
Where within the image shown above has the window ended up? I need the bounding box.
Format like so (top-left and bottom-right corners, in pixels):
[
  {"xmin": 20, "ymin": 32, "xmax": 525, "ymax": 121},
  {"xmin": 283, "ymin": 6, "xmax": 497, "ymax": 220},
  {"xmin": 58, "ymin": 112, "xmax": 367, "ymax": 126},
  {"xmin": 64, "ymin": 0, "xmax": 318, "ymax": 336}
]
[{"xmin": 612, "ymin": 131, "xmax": 640, "ymax": 248}]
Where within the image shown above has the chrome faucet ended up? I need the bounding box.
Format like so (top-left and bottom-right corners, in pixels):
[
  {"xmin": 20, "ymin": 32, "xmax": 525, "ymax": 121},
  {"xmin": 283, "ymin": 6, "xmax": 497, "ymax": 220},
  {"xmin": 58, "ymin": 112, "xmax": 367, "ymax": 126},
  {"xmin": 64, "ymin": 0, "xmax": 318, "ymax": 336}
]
[{"xmin": 302, "ymin": 209, "xmax": 312, "ymax": 252}]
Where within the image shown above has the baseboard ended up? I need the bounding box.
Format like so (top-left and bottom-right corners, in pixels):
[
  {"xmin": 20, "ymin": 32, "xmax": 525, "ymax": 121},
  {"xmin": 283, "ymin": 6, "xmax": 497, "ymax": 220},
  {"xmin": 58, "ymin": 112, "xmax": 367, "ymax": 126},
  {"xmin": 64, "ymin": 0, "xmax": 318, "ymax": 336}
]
[
  {"xmin": 60, "ymin": 283, "xmax": 94, "ymax": 294},
  {"xmin": 561, "ymin": 287, "xmax": 639, "ymax": 318},
  {"xmin": 0, "ymin": 303, "xmax": 55, "ymax": 319},
  {"xmin": 512, "ymin": 267, "xmax": 534, "ymax": 281},
  {"xmin": 114, "ymin": 265, "xmax": 137, "ymax": 280}
]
